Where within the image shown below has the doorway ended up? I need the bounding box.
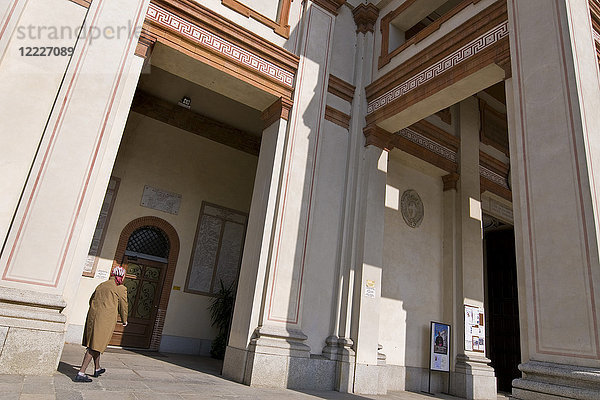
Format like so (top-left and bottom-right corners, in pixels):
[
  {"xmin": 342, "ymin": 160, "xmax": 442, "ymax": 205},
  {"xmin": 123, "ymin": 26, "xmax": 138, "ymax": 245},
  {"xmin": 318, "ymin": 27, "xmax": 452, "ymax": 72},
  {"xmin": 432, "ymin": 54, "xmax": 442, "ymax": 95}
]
[
  {"xmin": 110, "ymin": 225, "xmax": 171, "ymax": 349},
  {"xmin": 483, "ymin": 216, "xmax": 521, "ymax": 393}
]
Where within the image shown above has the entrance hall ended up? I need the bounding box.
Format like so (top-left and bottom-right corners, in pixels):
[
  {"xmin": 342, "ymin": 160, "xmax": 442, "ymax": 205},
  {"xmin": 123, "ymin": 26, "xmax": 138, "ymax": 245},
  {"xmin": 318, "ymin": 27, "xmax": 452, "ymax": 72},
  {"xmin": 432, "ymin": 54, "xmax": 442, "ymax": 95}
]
[{"xmin": 65, "ymin": 43, "xmax": 268, "ymax": 356}]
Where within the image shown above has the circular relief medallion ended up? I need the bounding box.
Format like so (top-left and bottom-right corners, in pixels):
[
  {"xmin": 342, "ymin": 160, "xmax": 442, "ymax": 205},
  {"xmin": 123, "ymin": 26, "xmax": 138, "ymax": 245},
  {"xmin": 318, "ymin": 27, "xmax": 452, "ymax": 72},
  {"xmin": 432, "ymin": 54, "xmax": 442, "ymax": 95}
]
[{"xmin": 401, "ymin": 189, "xmax": 424, "ymax": 228}]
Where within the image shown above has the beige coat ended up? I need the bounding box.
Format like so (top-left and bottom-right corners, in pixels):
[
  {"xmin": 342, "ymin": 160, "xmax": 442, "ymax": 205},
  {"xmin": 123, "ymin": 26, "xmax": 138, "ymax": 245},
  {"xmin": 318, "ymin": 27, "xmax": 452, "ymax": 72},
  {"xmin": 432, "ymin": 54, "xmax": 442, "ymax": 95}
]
[{"xmin": 82, "ymin": 277, "xmax": 128, "ymax": 353}]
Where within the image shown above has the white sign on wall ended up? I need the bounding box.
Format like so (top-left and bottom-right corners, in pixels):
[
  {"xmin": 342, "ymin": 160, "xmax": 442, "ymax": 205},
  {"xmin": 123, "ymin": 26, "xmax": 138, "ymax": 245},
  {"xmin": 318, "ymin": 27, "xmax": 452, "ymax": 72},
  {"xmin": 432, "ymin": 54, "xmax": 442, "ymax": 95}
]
[{"xmin": 141, "ymin": 185, "xmax": 182, "ymax": 215}]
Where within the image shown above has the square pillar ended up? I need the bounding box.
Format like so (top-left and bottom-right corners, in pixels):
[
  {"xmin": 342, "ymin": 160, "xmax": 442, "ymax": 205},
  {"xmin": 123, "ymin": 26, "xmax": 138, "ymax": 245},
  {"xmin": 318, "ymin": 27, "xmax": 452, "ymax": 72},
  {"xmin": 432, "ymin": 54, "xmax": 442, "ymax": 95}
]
[{"xmin": 507, "ymin": 0, "xmax": 600, "ymax": 398}]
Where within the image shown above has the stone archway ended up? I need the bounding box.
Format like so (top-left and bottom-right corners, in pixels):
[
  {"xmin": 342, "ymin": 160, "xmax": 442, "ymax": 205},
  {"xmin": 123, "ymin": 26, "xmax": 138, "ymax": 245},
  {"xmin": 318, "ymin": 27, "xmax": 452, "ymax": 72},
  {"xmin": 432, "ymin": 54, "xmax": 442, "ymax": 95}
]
[{"xmin": 112, "ymin": 216, "xmax": 179, "ymax": 350}]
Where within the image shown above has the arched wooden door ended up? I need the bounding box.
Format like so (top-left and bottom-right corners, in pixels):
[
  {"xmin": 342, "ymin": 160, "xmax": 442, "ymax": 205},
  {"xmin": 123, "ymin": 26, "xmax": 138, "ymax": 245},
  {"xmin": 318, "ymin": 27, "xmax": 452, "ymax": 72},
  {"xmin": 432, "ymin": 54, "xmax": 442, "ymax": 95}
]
[{"xmin": 110, "ymin": 225, "xmax": 170, "ymax": 348}]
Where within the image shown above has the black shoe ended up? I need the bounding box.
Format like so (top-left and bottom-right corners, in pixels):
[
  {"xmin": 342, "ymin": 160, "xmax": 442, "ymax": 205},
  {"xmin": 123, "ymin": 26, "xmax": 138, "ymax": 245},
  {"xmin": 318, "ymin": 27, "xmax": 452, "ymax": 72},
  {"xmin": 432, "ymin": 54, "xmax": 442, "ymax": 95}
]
[
  {"xmin": 92, "ymin": 368, "xmax": 105, "ymax": 377},
  {"xmin": 75, "ymin": 374, "xmax": 92, "ymax": 382}
]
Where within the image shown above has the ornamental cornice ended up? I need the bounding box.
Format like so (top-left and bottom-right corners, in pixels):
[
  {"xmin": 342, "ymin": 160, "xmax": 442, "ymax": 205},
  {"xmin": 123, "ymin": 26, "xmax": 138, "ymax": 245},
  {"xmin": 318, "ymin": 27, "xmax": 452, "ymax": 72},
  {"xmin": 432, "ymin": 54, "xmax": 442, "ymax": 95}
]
[{"xmin": 352, "ymin": 3, "xmax": 379, "ymax": 34}]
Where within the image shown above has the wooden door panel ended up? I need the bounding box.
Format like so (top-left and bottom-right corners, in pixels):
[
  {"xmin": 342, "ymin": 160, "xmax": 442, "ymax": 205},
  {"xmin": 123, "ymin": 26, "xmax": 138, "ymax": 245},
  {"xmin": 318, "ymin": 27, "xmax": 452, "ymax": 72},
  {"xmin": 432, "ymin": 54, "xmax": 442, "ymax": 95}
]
[{"xmin": 109, "ymin": 256, "xmax": 166, "ymax": 348}]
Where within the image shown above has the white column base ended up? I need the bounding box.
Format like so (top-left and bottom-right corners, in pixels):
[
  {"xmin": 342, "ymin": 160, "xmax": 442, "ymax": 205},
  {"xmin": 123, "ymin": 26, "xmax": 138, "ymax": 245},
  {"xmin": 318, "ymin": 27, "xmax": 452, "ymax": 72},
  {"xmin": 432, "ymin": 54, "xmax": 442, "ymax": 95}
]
[
  {"xmin": 0, "ymin": 287, "xmax": 66, "ymax": 374},
  {"xmin": 224, "ymin": 326, "xmax": 338, "ymax": 390},
  {"xmin": 452, "ymin": 354, "xmax": 497, "ymax": 400},
  {"xmin": 511, "ymin": 361, "xmax": 600, "ymax": 400},
  {"xmin": 322, "ymin": 336, "xmax": 356, "ymax": 392}
]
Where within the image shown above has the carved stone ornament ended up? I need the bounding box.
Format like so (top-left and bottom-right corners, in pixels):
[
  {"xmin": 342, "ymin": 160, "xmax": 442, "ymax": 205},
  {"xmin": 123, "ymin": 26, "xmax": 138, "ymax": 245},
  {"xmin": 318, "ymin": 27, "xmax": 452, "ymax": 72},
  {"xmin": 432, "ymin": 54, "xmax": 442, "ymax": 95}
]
[{"xmin": 401, "ymin": 189, "xmax": 424, "ymax": 228}]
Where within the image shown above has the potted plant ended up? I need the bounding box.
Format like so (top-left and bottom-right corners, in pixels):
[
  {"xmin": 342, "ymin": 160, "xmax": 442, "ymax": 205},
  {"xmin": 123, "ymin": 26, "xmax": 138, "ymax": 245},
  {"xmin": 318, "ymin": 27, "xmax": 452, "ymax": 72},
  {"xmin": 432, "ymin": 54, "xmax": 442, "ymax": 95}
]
[{"xmin": 208, "ymin": 279, "xmax": 235, "ymax": 359}]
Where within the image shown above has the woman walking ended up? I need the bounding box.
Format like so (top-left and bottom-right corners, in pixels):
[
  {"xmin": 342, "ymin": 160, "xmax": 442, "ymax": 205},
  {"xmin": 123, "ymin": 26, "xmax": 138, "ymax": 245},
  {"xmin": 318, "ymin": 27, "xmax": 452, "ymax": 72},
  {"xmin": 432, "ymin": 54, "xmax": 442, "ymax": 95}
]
[{"xmin": 76, "ymin": 266, "xmax": 128, "ymax": 382}]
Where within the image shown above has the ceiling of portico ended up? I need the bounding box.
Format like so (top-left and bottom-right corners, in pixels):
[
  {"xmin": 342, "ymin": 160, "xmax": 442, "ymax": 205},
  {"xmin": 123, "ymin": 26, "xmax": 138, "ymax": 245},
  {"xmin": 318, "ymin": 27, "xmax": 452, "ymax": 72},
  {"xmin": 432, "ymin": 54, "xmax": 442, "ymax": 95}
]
[
  {"xmin": 149, "ymin": 43, "xmax": 279, "ymax": 114},
  {"xmin": 138, "ymin": 61, "xmax": 264, "ymax": 136}
]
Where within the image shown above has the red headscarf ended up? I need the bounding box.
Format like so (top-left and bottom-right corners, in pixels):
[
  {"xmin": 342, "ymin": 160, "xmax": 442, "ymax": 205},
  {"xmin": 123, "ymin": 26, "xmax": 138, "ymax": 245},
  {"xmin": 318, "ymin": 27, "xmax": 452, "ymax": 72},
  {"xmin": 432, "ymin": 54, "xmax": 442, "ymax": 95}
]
[{"xmin": 111, "ymin": 266, "xmax": 126, "ymax": 286}]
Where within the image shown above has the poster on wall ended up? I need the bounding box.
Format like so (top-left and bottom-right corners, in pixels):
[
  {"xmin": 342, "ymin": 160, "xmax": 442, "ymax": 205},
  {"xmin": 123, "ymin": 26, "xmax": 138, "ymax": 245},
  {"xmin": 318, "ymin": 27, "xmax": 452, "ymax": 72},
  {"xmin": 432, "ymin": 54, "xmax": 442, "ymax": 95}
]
[
  {"xmin": 464, "ymin": 305, "xmax": 485, "ymax": 353},
  {"xmin": 430, "ymin": 321, "xmax": 451, "ymax": 372}
]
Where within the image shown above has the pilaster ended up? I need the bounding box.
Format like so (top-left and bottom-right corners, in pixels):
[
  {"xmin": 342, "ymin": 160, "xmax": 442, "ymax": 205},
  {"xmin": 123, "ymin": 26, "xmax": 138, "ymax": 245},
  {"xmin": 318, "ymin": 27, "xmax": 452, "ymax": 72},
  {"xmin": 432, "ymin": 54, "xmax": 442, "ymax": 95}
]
[
  {"xmin": 451, "ymin": 97, "xmax": 497, "ymax": 399},
  {"xmin": 507, "ymin": 0, "xmax": 600, "ymax": 398},
  {"xmin": 224, "ymin": 0, "xmax": 338, "ymax": 389},
  {"xmin": 0, "ymin": 0, "xmax": 150, "ymax": 374}
]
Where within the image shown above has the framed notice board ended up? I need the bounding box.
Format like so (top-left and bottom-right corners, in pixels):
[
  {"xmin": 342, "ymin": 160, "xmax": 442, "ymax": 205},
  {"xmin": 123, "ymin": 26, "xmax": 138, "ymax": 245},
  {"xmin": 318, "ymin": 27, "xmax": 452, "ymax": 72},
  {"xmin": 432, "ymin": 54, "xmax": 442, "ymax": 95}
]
[
  {"xmin": 465, "ymin": 304, "xmax": 486, "ymax": 353},
  {"xmin": 430, "ymin": 321, "xmax": 451, "ymax": 372}
]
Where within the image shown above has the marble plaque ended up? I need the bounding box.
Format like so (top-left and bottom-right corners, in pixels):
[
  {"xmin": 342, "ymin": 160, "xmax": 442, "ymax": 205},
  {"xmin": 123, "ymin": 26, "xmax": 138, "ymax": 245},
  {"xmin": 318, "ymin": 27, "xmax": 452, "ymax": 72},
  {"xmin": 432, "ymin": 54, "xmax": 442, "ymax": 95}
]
[
  {"xmin": 401, "ymin": 189, "xmax": 424, "ymax": 228},
  {"xmin": 141, "ymin": 185, "xmax": 182, "ymax": 215}
]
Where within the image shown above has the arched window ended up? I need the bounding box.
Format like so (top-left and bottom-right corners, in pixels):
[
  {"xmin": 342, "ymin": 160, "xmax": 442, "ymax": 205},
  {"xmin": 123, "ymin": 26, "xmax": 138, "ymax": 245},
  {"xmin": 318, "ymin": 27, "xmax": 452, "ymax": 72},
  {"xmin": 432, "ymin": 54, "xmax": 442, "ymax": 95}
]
[{"xmin": 124, "ymin": 226, "xmax": 169, "ymax": 262}]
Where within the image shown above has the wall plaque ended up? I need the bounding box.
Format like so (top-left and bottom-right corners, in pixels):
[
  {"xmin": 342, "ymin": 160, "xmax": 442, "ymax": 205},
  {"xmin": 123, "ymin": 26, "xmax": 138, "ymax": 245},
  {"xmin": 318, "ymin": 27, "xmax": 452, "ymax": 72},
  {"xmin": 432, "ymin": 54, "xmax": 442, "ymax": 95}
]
[
  {"xmin": 401, "ymin": 189, "xmax": 424, "ymax": 228},
  {"xmin": 141, "ymin": 185, "xmax": 182, "ymax": 215}
]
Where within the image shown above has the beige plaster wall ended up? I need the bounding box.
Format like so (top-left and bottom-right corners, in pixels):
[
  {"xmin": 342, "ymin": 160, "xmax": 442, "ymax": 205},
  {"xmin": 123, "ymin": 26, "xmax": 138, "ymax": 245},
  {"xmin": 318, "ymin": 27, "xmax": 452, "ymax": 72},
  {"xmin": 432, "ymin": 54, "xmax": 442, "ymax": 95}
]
[
  {"xmin": 0, "ymin": 0, "xmax": 85, "ymax": 253},
  {"xmin": 66, "ymin": 111, "xmax": 258, "ymax": 345},
  {"xmin": 380, "ymin": 151, "xmax": 444, "ymax": 368}
]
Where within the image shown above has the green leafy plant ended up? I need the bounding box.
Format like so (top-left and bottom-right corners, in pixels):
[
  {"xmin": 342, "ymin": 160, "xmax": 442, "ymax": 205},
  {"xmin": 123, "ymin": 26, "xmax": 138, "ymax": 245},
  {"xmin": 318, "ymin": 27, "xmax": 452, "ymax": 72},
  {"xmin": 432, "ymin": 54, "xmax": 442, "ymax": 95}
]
[{"xmin": 208, "ymin": 279, "xmax": 235, "ymax": 359}]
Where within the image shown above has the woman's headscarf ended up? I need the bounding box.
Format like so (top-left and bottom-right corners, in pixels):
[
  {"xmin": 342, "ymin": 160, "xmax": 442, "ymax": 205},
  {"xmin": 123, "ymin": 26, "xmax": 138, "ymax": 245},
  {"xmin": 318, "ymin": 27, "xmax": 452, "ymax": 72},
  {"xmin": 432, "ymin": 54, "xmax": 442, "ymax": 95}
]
[{"xmin": 111, "ymin": 266, "xmax": 126, "ymax": 286}]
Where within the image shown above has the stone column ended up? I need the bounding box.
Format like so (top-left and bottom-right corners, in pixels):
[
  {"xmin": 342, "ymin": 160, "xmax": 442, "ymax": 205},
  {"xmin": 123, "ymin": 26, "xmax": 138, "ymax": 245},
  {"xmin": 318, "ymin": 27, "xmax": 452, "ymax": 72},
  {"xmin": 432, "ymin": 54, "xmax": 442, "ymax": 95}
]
[
  {"xmin": 321, "ymin": 3, "xmax": 379, "ymax": 394},
  {"xmin": 223, "ymin": 98, "xmax": 292, "ymax": 384},
  {"xmin": 507, "ymin": 0, "xmax": 600, "ymax": 398},
  {"xmin": 451, "ymin": 97, "xmax": 497, "ymax": 399},
  {"xmin": 223, "ymin": 0, "xmax": 340, "ymax": 388},
  {"xmin": 0, "ymin": 0, "xmax": 150, "ymax": 374}
]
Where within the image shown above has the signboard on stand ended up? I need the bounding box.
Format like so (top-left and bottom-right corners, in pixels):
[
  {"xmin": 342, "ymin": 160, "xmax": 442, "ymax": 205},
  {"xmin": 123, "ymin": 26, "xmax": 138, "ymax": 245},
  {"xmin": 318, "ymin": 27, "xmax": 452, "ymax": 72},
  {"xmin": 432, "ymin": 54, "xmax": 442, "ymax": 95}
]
[
  {"xmin": 464, "ymin": 304, "xmax": 485, "ymax": 353},
  {"xmin": 424, "ymin": 321, "xmax": 451, "ymax": 394},
  {"xmin": 430, "ymin": 322, "xmax": 451, "ymax": 372}
]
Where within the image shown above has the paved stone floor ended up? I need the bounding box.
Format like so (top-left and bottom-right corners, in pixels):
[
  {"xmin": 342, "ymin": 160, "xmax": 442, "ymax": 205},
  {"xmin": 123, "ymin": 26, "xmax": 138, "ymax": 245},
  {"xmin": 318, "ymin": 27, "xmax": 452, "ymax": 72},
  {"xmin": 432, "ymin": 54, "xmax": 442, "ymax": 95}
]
[{"xmin": 1, "ymin": 344, "xmax": 511, "ymax": 400}]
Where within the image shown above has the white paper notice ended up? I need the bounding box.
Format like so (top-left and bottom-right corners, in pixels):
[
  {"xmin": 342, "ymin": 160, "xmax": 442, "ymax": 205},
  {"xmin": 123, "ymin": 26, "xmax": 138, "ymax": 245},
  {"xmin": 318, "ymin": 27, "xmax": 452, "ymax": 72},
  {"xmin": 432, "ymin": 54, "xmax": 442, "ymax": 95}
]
[
  {"xmin": 95, "ymin": 269, "xmax": 109, "ymax": 280},
  {"xmin": 365, "ymin": 280, "xmax": 376, "ymax": 298}
]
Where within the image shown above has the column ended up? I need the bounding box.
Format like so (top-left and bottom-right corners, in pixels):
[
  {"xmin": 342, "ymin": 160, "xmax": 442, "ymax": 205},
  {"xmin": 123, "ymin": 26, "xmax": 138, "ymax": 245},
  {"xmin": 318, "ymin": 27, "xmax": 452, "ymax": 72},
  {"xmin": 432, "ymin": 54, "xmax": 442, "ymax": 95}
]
[
  {"xmin": 223, "ymin": 98, "xmax": 292, "ymax": 383},
  {"xmin": 321, "ymin": 3, "xmax": 379, "ymax": 394},
  {"xmin": 0, "ymin": 0, "xmax": 150, "ymax": 374},
  {"xmin": 223, "ymin": 0, "xmax": 340, "ymax": 388},
  {"xmin": 452, "ymin": 97, "xmax": 497, "ymax": 399},
  {"xmin": 507, "ymin": 0, "xmax": 600, "ymax": 398},
  {"xmin": 350, "ymin": 144, "xmax": 388, "ymax": 395}
]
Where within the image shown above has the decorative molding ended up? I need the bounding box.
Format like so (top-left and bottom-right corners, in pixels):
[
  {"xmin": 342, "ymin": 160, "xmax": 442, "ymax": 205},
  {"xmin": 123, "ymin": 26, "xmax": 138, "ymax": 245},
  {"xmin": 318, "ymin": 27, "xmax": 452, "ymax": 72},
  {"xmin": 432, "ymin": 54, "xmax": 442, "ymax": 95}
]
[
  {"xmin": 328, "ymin": 74, "xmax": 355, "ymax": 103},
  {"xmin": 479, "ymin": 151, "xmax": 511, "ymax": 200},
  {"xmin": 352, "ymin": 3, "xmax": 379, "ymax": 34},
  {"xmin": 363, "ymin": 124, "xmax": 393, "ymax": 150},
  {"xmin": 442, "ymin": 173, "xmax": 459, "ymax": 191},
  {"xmin": 480, "ymin": 166, "xmax": 508, "ymax": 189},
  {"xmin": 131, "ymin": 90, "xmax": 261, "ymax": 155},
  {"xmin": 366, "ymin": 0, "xmax": 509, "ymax": 125},
  {"xmin": 363, "ymin": 120, "xmax": 459, "ymax": 173},
  {"xmin": 143, "ymin": 0, "xmax": 299, "ymax": 100},
  {"xmin": 379, "ymin": 0, "xmax": 482, "ymax": 69},
  {"xmin": 261, "ymin": 97, "xmax": 294, "ymax": 128},
  {"xmin": 221, "ymin": 0, "xmax": 292, "ymax": 38},
  {"xmin": 312, "ymin": 0, "xmax": 345, "ymax": 15},
  {"xmin": 135, "ymin": 29, "xmax": 157, "ymax": 59},
  {"xmin": 397, "ymin": 127, "xmax": 457, "ymax": 163},
  {"xmin": 368, "ymin": 21, "xmax": 509, "ymax": 114},
  {"xmin": 68, "ymin": 0, "xmax": 91, "ymax": 8},
  {"xmin": 324, "ymin": 105, "xmax": 351, "ymax": 130},
  {"xmin": 146, "ymin": 3, "xmax": 294, "ymax": 87},
  {"xmin": 479, "ymin": 99, "xmax": 509, "ymax": 155}
]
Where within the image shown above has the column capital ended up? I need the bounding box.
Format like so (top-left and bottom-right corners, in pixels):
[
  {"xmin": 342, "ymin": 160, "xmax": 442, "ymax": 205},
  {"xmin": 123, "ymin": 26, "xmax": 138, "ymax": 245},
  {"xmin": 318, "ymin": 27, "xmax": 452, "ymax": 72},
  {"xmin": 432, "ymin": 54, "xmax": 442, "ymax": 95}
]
[
  {"xmin": 352, "ymin": 3, "xmax": 379, "ymax": 34},
  {"xmin": 260, "ymin": 97, "xmax": 293, "ymax": 129},
  {"xmin": 135, "ymin": 28, "xmax": 157, "ymax": 59},
  {"xmin": 363, "ymin": 124, "xmax": 392, "ymax": 150},
  {"xmin": 442, "ymin": 173, "xmax": 460, "ymax": 191},
  {"xmin": 312, "ymin": 0, "xmax": 346, "ymax": 15}
]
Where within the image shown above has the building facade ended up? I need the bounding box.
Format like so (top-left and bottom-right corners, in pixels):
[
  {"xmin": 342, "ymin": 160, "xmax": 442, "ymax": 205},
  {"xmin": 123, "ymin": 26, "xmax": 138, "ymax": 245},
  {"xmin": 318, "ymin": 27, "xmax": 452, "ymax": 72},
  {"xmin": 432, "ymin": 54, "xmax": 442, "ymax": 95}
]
[{"xmin": 1, "ymin": 0, "xmax": 599, "ymax": 398}]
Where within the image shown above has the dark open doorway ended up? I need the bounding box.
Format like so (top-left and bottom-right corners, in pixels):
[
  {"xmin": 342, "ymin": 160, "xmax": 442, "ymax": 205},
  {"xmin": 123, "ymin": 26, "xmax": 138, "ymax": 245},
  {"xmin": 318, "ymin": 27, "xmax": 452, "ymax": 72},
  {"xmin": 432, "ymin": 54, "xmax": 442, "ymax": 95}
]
[{"xmin": 483, "ymin": 216, "xmax": 521, "ymax": 393}]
